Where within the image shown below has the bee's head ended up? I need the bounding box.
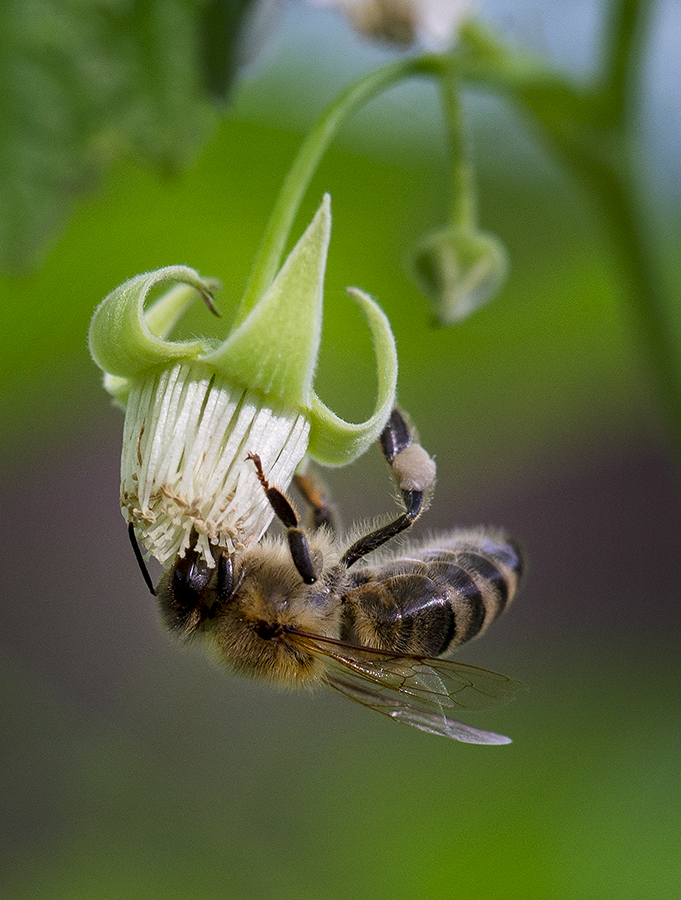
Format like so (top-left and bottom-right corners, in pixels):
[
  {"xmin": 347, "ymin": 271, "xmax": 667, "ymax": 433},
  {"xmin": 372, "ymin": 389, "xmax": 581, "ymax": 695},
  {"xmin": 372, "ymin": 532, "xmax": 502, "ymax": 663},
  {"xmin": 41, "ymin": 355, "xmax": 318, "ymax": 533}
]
[{"xmin": 185, "ymin": 535, "xmax": 343, "ymax": 684}]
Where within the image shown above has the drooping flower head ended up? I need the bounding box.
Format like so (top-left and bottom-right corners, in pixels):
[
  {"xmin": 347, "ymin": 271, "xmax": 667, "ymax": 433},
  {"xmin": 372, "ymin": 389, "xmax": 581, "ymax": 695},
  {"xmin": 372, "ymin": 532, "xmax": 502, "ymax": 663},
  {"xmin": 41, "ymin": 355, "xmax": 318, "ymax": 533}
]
[
  {"xmin": 411, "ymin": 224, "xmax": 508, "ymax": 325},
  {"xmin": 89, "ymin": 196, "xmax": 397, "ymax": 567}
]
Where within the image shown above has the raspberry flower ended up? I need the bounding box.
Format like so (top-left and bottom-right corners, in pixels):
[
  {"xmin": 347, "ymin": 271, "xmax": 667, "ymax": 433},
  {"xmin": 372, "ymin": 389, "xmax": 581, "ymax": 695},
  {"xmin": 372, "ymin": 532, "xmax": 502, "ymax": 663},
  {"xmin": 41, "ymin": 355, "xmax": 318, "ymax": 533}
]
[{"xmin": 89, "ymin": 195, "xmax": 397, "ymax": 567}]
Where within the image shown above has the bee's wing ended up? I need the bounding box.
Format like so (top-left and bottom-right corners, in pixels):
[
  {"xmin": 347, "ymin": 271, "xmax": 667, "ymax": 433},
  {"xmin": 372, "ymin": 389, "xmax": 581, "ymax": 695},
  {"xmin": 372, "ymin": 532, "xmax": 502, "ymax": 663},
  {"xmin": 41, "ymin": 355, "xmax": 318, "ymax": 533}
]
[
  {"xmin": 325, "ymin": 670, "xmax": 513, "ymax": 744},
  {"xmin": 294, "ymin": 633, "xmax": 523, "ymax": 744}
]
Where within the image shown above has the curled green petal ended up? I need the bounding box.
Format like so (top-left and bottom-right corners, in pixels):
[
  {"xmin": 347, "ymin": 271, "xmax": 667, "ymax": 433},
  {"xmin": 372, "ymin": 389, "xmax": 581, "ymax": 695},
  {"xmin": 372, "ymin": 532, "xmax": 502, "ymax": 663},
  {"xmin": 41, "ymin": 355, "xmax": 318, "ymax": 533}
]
[
  {"xmin": 307, "ymin": 287, "xmax": 397, "ymax": 466},
  {"xmin": 202, "ymin": 195, "xmax": 331, "ymax": 407},
  {"xmin": 145, "ymin": 278, "xmax": 222, "ymax": 340},
  {"xmin": 88, "ymin": 265, "xmax": 217, "ymax": 379}
]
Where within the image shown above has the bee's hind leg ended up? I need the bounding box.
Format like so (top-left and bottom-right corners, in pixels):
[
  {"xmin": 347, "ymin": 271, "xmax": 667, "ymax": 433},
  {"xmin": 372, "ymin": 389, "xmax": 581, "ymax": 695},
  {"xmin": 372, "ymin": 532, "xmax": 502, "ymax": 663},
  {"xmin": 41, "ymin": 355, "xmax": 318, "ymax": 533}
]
[{"xmin": 341, "ymin": 408, "xmax": 436, "ymax": 568}]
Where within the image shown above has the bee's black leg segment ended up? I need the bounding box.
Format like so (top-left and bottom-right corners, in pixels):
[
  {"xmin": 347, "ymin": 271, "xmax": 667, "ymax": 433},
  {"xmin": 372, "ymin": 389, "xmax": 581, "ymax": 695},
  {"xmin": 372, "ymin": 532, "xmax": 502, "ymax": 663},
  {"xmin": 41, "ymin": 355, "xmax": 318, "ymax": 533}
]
[
  {"xmin": 247, "ymin": 452, "xmax": 318, "ymax": 583},
  {"xmin": 379, "ymin": 407, "xmax": 413, "ymax": 463},
  {"xmin": 128, "ymin": 522, "xmax": 156, "ymax": 596},
  {"xmin": 287, "ymin": 528, "xmax": 317, "ymax": 584},
  {"xmin": 341, "ymin": 407, "xmax": 435, "ymax": 569},
  {"xmin": 340, "ymin": 489, "xmax": 424, "ymax": 569},
  {"xmin": 293, "ymin": 471, "xmax": 336, "ymax": 532}
]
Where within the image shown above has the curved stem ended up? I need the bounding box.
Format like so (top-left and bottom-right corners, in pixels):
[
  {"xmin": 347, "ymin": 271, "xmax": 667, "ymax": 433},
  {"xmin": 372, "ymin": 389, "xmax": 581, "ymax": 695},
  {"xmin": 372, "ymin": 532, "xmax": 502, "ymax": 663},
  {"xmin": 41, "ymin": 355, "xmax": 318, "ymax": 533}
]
[
  {"xmin": 601, "ymin": 0, "xmax": 654, "ymax": 127},
  {"xmin": 440, "ymin": 60, "xmax": 476, "ymax": 231},
  {"xmin": 235, "ymin": 54, "xmax": 442, "ymax": 327},
  {"xmin": 601, "ymin": 176, "xmax": 681, "ymax": 454},
  {"xmin": 460, "ymin": 15, "xmax": 681, "ymax": 466}
]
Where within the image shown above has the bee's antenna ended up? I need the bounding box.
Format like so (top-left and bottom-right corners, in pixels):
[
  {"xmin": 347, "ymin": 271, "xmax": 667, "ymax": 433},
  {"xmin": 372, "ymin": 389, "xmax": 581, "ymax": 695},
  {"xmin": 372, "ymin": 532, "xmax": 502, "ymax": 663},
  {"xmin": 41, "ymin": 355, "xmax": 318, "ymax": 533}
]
[{"xmin": 128, "ymin": 522, "xmax": 157, "ymax": 596}]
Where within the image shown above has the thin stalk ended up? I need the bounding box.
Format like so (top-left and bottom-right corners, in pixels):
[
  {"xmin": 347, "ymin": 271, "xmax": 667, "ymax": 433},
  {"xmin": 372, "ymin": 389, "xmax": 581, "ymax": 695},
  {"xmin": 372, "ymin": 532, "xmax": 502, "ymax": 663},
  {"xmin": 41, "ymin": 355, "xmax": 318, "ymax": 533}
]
[
  {"xmin": 440, "ymin": 61, "xmax": 476, "ymax": 231},
  {"xmin": 601, "ymin": 0, "xmax": 654, "ymax": 127},
  {"xmin": 558, "ymin": 141, "xmax": 681, "ymax": 452},
  {"xmin": 599, "ymin": 172, "xmax": 681, "ymax": 452},
  {"xmin": 512, "ymin": 67, "xmax": 681, "ymax": 462},
  {"xmin": 235, "ymin": 54, "xmax": 442, "ymax": 327},
  {"xmin": 462, "ymin": 13, "xmax": 681, "ymax": 466}
]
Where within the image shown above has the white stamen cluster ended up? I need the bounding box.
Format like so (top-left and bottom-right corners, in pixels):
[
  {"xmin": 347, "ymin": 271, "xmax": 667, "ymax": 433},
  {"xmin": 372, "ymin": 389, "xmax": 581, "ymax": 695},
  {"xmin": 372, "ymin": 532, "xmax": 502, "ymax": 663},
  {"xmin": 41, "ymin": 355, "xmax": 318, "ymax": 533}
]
[{"xmin": 120, "ymin": 362, "xmax": 310, "ymax": 567}]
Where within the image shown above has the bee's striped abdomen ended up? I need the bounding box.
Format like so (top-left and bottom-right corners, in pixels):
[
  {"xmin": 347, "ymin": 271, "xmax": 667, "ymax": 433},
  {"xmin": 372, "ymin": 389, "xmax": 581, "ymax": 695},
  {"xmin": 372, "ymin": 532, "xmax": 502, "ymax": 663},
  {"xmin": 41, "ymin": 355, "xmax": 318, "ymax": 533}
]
[
  {"xmin": 418, "ymin": 530, "xmax": 522, "ymax": 652},
  {"xmin": 343, "ymin": 529, "xmax": 522, "ymax": 658}
]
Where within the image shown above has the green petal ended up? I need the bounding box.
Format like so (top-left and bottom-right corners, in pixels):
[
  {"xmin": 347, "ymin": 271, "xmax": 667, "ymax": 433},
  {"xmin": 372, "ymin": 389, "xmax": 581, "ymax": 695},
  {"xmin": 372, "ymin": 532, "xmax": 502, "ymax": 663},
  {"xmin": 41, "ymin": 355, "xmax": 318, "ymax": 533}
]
[
  {"xmin": 145, "ymin": 278, "xmax": 222, "ymax": 340},
  {"xmin": 307, "ymin": 287, "xmax": 397, "ymax": 466},
  {"xmin": 201, "ymin": 195, "xmax": 331, "ymax": 407},
  {"xmin": 102, "ymin": 373, "xmax": 130, "ymax": 408},
  {"xmin": 88, "ymin": 266, "xmax": 217, "ymax": 378}
]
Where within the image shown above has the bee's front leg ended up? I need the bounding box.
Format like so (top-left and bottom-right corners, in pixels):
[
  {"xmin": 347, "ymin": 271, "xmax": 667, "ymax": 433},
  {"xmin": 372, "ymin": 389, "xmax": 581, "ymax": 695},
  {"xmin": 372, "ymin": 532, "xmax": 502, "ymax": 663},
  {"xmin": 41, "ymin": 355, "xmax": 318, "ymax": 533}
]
[{"xmin": 247, "ymin": 453, "xmax": 318, "ymax": 584}]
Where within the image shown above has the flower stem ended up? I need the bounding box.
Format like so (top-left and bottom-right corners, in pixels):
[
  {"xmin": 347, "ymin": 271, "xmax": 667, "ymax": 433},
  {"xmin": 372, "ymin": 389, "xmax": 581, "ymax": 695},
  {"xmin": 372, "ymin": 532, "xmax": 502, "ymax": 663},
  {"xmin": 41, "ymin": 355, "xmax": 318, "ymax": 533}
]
[
  {"xmin": 440, "ymin": 59, "xmax": 476, "ymax": 232},
  {"xmin": 600, "ymin": 0, "xmax": 654, "ymax": 127},
  {"xmin": 461, "ymin": 12, "xmax": 681, "ymax": 468},
  {"xmin": 235, "ymin": 54, "xmax": 442, "ymax": 327},
  {"xmin": 599, "ymin": 173, "xmax": 681, "ymax": 454}
]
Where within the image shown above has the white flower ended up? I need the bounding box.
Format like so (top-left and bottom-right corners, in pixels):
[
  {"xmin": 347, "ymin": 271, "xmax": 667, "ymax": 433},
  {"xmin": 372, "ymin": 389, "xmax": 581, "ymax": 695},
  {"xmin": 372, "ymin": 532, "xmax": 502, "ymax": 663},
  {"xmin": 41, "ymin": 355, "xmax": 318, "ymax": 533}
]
[
  {"xmin": 89, "ymin": 196, "xmax": 398, "ymax": 567},
  {"xmin": 308, "ymin": 0, "xmax": 475, "ymax": 51},
  {"xmin": 119, "ymin": 364, "xmax": 312, "ymax": 566}
]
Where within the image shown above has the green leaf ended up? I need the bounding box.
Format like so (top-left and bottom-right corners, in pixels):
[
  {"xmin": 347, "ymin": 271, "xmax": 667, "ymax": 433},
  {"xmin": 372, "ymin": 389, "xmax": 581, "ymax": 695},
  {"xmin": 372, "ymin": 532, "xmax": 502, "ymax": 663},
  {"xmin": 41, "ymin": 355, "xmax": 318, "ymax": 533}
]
[{"xmin": 0, "ymin": 0, "xmax": 255, "ymax": 273}]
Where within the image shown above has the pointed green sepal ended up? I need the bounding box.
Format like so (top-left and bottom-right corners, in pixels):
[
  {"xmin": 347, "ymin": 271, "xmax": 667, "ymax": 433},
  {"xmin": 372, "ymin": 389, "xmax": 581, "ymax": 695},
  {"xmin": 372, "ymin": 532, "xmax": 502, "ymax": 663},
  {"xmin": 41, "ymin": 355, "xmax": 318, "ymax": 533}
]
[
  {"xmin": 88, "ymin": 265, "xmax": 218, "ymax": 379},
  {"xmin": 201, "ymin": 195, "xmax": 331, "ymax": 407},
  {"xmin": 307, "ymin": 287, "xmax": 397, "ymax": 466},
  {"xmin": 411, "ymin": 225, "xmax": 508, "ymax": 325}
]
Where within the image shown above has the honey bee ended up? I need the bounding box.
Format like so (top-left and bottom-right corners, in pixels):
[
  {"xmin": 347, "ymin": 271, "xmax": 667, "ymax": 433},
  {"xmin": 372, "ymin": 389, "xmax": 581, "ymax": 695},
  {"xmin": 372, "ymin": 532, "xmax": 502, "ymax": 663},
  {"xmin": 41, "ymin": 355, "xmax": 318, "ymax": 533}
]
[{"xmin": 130, "ymin": 409, "xmax": 523, "ymax": 744}]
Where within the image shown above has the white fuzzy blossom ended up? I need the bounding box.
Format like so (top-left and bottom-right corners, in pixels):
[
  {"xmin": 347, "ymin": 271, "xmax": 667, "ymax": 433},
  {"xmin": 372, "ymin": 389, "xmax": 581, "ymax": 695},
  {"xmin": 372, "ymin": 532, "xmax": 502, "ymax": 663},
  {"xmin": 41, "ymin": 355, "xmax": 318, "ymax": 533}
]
[
  {"xmin": 90, "ymin": 196, "xmax": 398, "ymax": 568},
  {"xmin": 308, "ymin": 0, "xmax": 475, "ymax": 51},
  {"xmin": 120, "ymin": 364, "xmax": 312, "ymax": 567}
]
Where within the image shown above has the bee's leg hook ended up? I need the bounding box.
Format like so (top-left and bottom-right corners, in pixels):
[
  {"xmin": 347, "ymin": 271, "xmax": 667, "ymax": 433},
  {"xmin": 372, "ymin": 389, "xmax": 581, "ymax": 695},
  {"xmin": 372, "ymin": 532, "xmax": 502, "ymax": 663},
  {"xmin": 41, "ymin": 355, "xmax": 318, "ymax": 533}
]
[
  {"xmin": 341, "ymin": 408, "xmax": 436, "ymax": 568},
  {"xmin": 247, "ymin": 453, "xmax": 317, "ymax": 584}
]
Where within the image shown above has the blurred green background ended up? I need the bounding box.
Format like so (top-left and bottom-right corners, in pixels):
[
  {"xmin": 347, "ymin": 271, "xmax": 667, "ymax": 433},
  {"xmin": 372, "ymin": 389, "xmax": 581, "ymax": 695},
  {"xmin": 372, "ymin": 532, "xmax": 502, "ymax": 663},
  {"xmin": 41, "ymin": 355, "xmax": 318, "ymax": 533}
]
[{"xmin": 1, "ymin": 2, "xmax": 680, "ymax": 898}]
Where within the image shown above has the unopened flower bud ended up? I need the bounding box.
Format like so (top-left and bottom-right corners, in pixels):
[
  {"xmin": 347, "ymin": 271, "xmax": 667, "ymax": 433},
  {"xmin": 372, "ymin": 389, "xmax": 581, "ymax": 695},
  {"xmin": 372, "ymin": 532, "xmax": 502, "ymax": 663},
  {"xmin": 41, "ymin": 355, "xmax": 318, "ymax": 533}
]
[{"xmin": 411, "ymin": 225, "xmax": 508, "ymax": 325}]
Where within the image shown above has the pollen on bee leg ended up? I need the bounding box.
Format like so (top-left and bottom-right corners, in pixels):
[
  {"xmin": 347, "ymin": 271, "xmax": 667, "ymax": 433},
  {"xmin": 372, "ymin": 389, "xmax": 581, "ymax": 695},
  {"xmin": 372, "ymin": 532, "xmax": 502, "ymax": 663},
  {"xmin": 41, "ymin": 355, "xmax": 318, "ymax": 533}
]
[{"xmin": 391, "ymin": 444, "xmax": 437, "ymax": 493}]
